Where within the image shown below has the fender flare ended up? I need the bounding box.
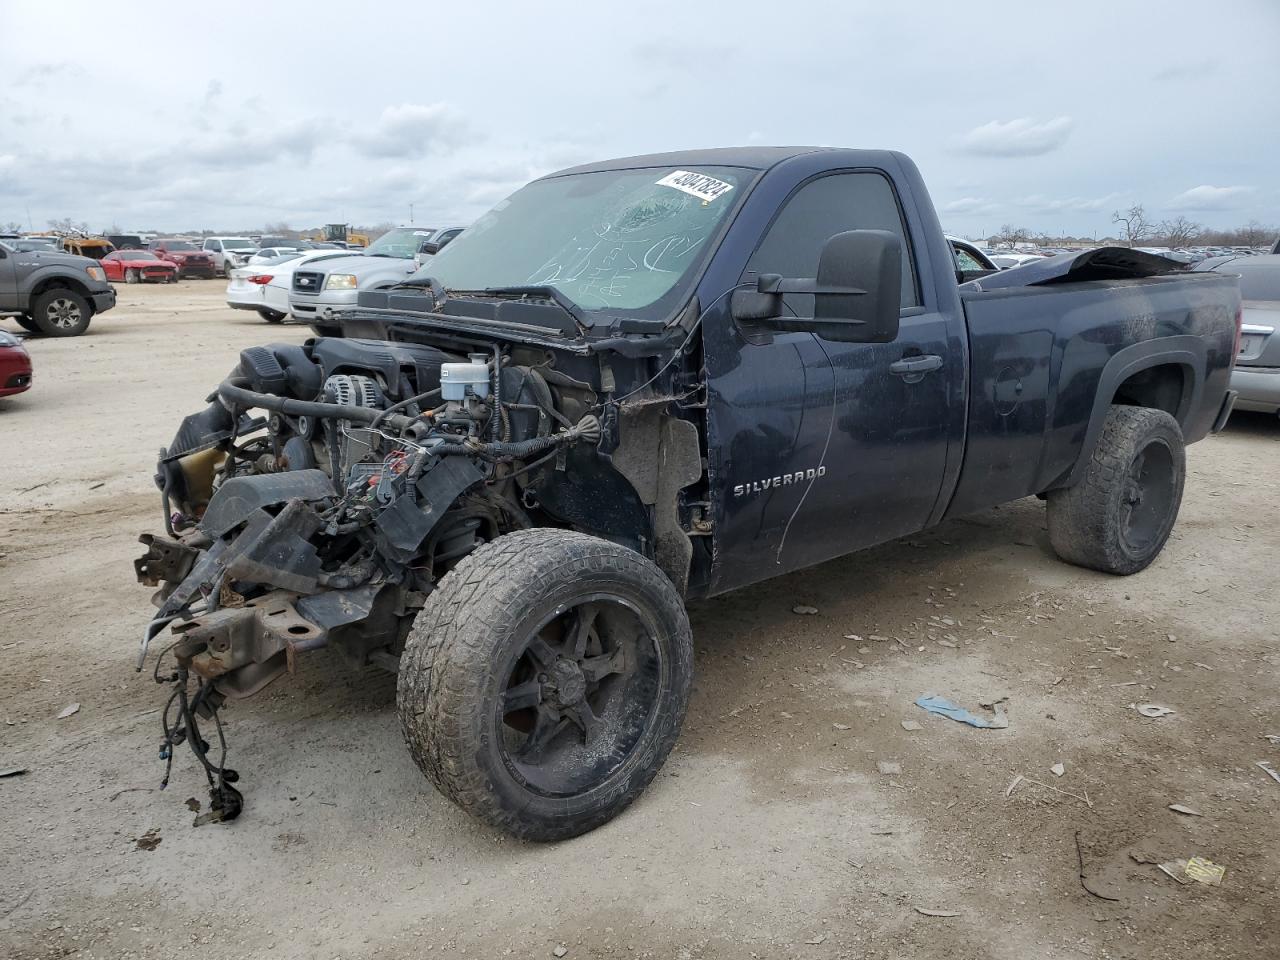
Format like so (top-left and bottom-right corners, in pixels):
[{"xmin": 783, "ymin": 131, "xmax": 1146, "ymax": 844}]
[
  {"xmin": 1066, "ymin": 335, "xmax": 1205, "ymax": 487},
  {"xmin": 25, "ymin": 268, "xmax": 93, "ymax": 305}
]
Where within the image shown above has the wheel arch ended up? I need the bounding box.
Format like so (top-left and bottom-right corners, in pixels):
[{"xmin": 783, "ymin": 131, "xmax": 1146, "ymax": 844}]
[
  {"xmin": 28, "ymin": 272, "xmax": 94, "ymax": 308},
  {"xmin": 1066, "ymin": 336, "xmax": 1203, "ymax": 487}
]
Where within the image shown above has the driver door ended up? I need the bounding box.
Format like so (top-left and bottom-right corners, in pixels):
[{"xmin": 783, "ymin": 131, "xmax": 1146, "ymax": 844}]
[{"xmin": 705, "ymin": 171, "xmax": 960, "ymax": 593}]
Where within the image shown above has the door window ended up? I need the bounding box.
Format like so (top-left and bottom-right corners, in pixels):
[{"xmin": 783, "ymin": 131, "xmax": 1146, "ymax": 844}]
[
  {"xmin": 953, "ymin": 245, "xmax": 985, "ymax": 272},
  {"xmin": 745, "ymin": 172, "xmax": 919, "ymax": 311}
]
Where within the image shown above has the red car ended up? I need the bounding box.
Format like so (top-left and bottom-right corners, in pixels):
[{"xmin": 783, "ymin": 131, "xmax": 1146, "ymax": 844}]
[
  {"xmin": 148, "ymin": 239, "xmax": 217, "ymax": 278},
  {"xmin": 0, "ymin": 330, "xmax": 33, "ymax": 398},
  {"xmin": 101, "ymin": 250, "xmax": 178, "ymax": 284}
]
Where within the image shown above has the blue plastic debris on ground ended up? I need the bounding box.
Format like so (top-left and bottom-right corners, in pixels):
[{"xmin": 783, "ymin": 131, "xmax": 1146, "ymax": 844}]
[{"xmin": 915, "ymin": 694, "xmax": 1009, "ymax": 729}]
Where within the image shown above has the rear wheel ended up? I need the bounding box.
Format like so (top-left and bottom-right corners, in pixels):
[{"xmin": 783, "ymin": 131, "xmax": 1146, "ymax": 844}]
[
  {"xmin": 32, "ymin": 289, "xmax": 91, "ymax": 337},
  {"xmin": 1047, "ymin": 406, "xmax": 1185, "ymax": 575},
  {"xmin": 397, "ymin": 529, "xmax": 693, "ymax": 841},
  {"xmin": 257, "ymin": 308, "xmax": 286, "ymax": 323}
]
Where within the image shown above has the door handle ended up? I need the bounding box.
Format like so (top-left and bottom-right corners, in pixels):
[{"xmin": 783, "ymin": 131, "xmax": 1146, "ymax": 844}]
[{"xmin": 889, "ymin": 354, "xmax": 943, "ymax": 376}]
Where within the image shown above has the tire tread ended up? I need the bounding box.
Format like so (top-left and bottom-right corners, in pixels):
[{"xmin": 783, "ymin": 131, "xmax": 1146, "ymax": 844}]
[
  {"xmin": 396, "ymin": 529, "xmax": 692, "ymax": 840},
  {"xmin": 1046, "ymin": 405, "xmax": 1185, "ymax": 575}
]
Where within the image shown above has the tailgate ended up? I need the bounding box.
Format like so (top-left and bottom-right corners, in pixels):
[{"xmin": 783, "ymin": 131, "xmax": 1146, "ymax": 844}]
[{"xmin": 1236, "ymin": 302, "xmax": 1280, "ymax": 367}]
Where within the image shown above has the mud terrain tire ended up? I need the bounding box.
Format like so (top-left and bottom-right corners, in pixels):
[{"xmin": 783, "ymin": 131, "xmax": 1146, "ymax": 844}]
[
  {"xmin": 1047, "ymin": 406, "xmax": 1185, "ymax": 575},
  {"xmin": 397, "ymin": 529, "xmax": 692, "ymax": 840}
]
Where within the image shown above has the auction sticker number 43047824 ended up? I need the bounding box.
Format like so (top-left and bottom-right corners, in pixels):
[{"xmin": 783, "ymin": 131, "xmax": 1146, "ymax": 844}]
[{"xmin": 656, "ymin": 170, "xmax": 734, "ymax": 203}]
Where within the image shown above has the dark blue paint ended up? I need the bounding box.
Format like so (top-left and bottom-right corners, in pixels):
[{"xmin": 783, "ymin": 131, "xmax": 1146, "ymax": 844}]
[{"xmin": 677, "ymin": 150, "xmax": 1237, "ymax": 597}]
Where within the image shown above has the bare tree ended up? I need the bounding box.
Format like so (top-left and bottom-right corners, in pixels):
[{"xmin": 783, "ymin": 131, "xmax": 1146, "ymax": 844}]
[
  {"xmin": 47, "ymin": 217, "xmax": 89, "ymax": 234},
  {"xmin": 1, "ymin": 220, "xmax": 23, "ymax": 233},
  {"xmin": 995, "ymin": 224, "xmax": 1032, "ymax": 249},
  {"xmin": 1157, "ymin": 215, "xmax": 1201, "ymax": 248},
  {"xmin": 1111, "ymin": 205, "xmax": 1152, "ymax": 247},
  {"xmin": 263, "ymin": 221, "xmax": 294, "ymax": 237},
  {"xmin": 1237, "ymin": 220, "xmax": 1271, "ymax": 249}
]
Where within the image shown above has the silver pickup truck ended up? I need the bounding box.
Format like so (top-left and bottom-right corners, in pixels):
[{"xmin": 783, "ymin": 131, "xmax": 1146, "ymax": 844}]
[{"xmin": 288, "ymin": 227, "xmax": 440, "ymax": 333}]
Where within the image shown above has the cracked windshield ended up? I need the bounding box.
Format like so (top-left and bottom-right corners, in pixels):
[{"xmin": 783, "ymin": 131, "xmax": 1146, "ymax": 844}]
[{"xmin": 410, "ymin": 166, "xmax": 746, "ymax": 314}]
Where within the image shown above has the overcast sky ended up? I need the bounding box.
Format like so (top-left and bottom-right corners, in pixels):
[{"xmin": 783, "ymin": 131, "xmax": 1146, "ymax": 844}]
[{"xmin": 2, "ymin": 0, "xmax": 1277, "ymax": 239}]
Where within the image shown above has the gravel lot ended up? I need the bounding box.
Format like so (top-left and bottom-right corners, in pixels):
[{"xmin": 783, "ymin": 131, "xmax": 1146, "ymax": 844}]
[{"xmin": 2, "ymin": 283, "xmax": 1278, "ymax": 960}]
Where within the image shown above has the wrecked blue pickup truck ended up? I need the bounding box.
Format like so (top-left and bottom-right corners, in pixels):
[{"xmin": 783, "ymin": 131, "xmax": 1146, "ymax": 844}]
[{"xmin": 135, "ymin": 147, "xmax": 1239, "ymax": 839}]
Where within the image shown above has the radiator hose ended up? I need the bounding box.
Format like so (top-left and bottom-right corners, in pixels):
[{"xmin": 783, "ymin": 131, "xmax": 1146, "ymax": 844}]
[{"xmin": 217, "ymin": 378, "xmax": 415, "ymax": 432}]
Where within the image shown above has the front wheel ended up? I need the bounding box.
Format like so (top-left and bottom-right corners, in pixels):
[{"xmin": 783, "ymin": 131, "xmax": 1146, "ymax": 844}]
[
  {"xmin": 125, "ymin": 268, "xmax": 139, "ymax": 284},
  {"xmin": 257, "ymin": 308, "xmax": 286, "ymax": 323},
  {"xmin": 31, "ymin": 289, "xmax": 91, "ymax": 337},
  {"xmin": 1047, "ymin": 406, "xmax": 1185, "ymax": 575},
  {"xmin": 397, "ymin": 529, "xmax": 693, "ymax": 841}
]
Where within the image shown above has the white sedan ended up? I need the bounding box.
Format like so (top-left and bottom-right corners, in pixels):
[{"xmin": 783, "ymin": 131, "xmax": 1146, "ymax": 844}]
[
  {"xmin": 247, "ymin": 246, "xmax": 309, "ymax": 264},
  {"xmin": 226, "ymin": 250, "xmax": 352, "ymax": 323}
]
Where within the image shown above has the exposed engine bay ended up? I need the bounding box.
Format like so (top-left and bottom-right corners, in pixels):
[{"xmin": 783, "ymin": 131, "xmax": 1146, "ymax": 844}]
[{"xmin": 135, "ymin": 334, "xmax": 620, "ymax": 820}]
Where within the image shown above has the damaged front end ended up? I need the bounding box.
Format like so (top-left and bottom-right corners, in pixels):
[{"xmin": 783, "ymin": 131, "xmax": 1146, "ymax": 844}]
[{"xmin": 135, "ymin": 337, "xmax": 601, "ymax": 819}]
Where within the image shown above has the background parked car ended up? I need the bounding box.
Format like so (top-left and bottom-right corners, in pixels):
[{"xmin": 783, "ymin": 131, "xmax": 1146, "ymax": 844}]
[
  {"xmin": 947, "ymin": 236, "xmax": 997, "ymax": 280},
  {"xmin": 248, "ymin": 246, "xmax": 309, "ymax": 264},
  {"xmin": 0, "ymin": 237, "xmax": 117, "ymax": 336},
  {"xmin": 226, "ymin": 249, "xmax": 351, "ymax": 323},
  {"xmin": 58, "ymin": 236, "xmax": 115, "ymax": 260},
  {"xmin": 430, "ymin": 227, "xmax": 464, "ymax": 249},
  {"xmin": 288, "ymin": 227, "xmax": 438, "ymax": 331},
  {"xmin": 1135, "ymin": 247, "xmax": 1195, "ymax": 265},
  {"xmin": 149, "ymin": 239, "xmax": 217, "ymax": 278},
  {"xmin": 0, "ymin": 329, "xmax": 32, "ymax": 398},
  {"xmin": 104, "ymin": 234, "xmax": 146, "ymax": 251},
  {"xmin": 4, "ymin": 238, "xmax": 62, "ymax": 253},
  {"xmin": 989, "ymin": 252, "xmax": 1045, "ymax": 270},
  {"xmin": 1196, "ymin": 253, "xmax": 1280, "ymax": 416},
  {"xmin": 256, "ymin": 237, "xmax": 317, "ymax": 251},
  {"xmin": 202, "ymin": 237, "xmax": 259, "ymax": 276},
  {"xmin": 101, "ymin": 250, "xmax": 178, "ymax": 284}
]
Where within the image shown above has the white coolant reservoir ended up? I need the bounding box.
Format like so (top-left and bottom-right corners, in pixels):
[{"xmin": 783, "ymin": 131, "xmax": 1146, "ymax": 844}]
[{"xmin": 439, "ymin": 354, "xmax": 491, "ymax": 401}]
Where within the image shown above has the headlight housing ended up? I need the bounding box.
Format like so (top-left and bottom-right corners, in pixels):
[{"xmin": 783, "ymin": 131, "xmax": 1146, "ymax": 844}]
[
  {"xmin": 325, "ymin": 274, "xmax": 358, "ymax": 290},
  {"xmin": 86, "ymin": 266, "xmax": 106, "ymax": 282}
]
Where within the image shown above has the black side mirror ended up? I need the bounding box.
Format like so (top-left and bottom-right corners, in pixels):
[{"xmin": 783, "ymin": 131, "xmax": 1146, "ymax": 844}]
[
  {"xmin": 731, "ymin": 229, "xmax": 902, "ymax": 344},
  {"xmin": 419, "ymin": 241, "xmax": 441, "ymax": 255}
]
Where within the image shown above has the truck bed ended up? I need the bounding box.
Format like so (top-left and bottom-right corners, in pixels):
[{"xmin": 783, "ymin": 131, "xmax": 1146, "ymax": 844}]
[{"xmin": 944, "ymin": 271, "xmax": 1238, "ymax": 519}]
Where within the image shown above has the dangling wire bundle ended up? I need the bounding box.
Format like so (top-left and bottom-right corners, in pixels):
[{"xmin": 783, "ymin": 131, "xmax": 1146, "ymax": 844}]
[{"xmin": 154, "ymin": 641, "xmax": 243, "ymax": 822}]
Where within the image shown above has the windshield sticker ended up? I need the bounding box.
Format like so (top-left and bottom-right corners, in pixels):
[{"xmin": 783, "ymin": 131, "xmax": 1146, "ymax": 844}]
[
  {"xmin": 413, "ymin": 230, "xmax": 432, "ymax": 236},
  {"xmin": 655, "ymin": 170, "xmax": 734, "ymax": 203}
]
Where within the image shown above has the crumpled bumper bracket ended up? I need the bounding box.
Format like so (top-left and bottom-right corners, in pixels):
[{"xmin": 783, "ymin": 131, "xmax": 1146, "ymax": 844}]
[{"xmin": 173, "ymin": 590, "xmax": 328, "ymax": 698}]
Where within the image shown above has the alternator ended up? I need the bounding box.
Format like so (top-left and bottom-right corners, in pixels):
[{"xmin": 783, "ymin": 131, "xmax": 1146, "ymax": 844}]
[{"xmin": 322, "ymin": 374, "xmax": 383, "ymax": 409}]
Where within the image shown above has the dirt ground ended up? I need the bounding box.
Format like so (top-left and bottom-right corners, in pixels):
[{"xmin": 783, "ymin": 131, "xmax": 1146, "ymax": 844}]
[{"xmin": 1, "ymin": 283, "xmax": 1277, "ymax": 960}]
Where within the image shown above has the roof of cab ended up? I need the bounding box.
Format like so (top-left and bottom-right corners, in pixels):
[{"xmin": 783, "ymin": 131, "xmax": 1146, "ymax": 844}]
[{"xmin": 545, "ymin": 146, "xmax": 832, "ymax": 178}]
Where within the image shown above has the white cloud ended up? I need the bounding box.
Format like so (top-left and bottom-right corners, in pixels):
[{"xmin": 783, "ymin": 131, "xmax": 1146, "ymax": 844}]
[
  {"xmin": 1015, "ymin": 192, "xmax": 1124, "ymax": 214},
  {"xmin": 1168, "ymin": 184, "xmax": 1255, "ymax": 211},
  {"xmin": 942, "ymin": 197, "xmax": 997, "ymax": 215},
  {"xmin": 358, "ymin": 103, "xmax": 469, "ymax": 159},
  {"xmin": 1151, "ymin": 59, "xmax": 1218, "ymax": 83},
  {"xmin": 956, "ymin": 117, "xmax": 1074, "ymax": 157}
]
